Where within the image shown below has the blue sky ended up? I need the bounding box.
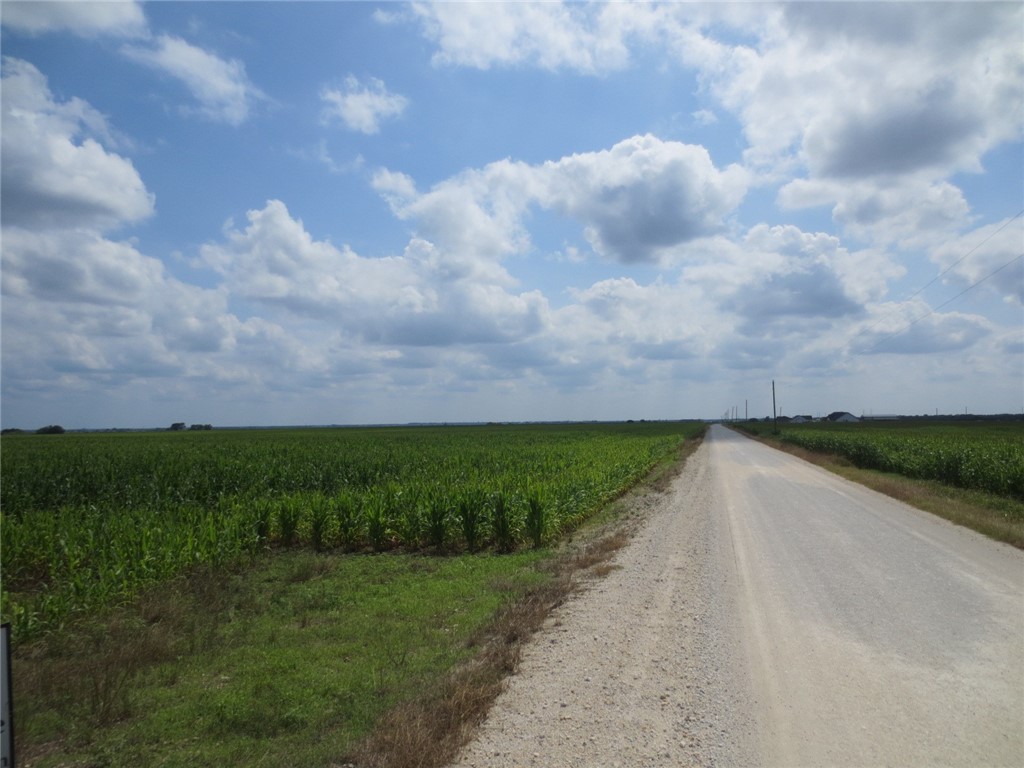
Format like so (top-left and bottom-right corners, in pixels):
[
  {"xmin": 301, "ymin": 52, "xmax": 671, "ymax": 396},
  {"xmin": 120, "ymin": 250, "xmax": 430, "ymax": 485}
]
[{"xmin": 2, "ymin": 1, "xmax": 1022, "ymax": 429}]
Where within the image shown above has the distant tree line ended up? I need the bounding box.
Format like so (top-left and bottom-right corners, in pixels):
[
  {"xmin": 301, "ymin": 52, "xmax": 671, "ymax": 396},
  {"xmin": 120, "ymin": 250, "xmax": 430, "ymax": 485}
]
[
  {"xmin": 2, "ymin": 423, "xmax": 218, "ymax": 435},
  {"xmin": 2, "ymin": 425, "xmax": 67, "ymax": 435}
]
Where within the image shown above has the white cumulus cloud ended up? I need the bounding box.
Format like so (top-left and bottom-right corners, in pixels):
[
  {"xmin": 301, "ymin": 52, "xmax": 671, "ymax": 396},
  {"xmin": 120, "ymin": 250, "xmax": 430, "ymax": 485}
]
[
  {"xmin": 0, "ymin": 57, "xmax": 153, "ymax": 230},
  {"xmin": 199, "ymin": 200, "xmax": 548, "ymax": 347},
  {"xmin": 930, "ymin": 217, "xmax": 1024, "ymax": 305},
  {"xmin": 1, "ymin": 0, "xmax": 147, "ymax": 38},
  {"xmin": 410, "ymin": 1, "xmax": 635, "ymax": 72},
  {"xmin": 321, "ymin": 75, "xmax": 408, "ymax": 134},
  {"xmin": 0, "ymin": 60, "xmax": 256, "ymax": 402},
  {"xmin": 850, "ymin": 301, "xmax": 992, "ymax": 356},
  {"xmin": 540, "ymin": 135, "xmax": 748, "ymax": 263},
  {"xmin": 403, "ymin": 2, "xmax": 1022, "ymax": 249},
  {"xmin": 376, "ymin": 134, "xmax": 747, "ymax": 269},
  {"xmin": 121, "ymin": 34, "xmax": 265, "ymax": 125}
]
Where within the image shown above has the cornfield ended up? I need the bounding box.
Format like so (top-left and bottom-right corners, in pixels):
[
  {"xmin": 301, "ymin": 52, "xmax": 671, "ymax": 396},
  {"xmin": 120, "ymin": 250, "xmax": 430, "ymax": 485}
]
[{"xmin": 1, "ymin": 422, "xmax": 703, "ymax": 639}]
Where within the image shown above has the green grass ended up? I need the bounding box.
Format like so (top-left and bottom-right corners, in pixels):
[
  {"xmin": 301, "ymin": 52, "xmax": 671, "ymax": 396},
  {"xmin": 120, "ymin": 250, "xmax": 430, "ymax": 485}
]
[{"xmin": 16, "ymin": 549, "xmax": 550, "ymax": 768}]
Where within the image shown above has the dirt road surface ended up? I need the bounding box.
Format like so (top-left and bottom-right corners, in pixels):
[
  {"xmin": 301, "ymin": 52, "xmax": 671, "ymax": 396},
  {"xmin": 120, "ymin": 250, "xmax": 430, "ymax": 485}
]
[{"xmin": 449, "ymin": 424, "xmax": 1024, "ymax": 767}]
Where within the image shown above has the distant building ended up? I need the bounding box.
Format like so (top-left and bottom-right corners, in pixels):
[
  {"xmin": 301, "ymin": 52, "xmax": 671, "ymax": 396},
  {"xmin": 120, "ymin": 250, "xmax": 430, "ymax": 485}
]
[
  {"xmin": 790, "ymin": 415, "xmax": 814, "ymax": 423},
  {"xmin": 827, "ymin": 411, "xmax": 859, "ymax": 422}
]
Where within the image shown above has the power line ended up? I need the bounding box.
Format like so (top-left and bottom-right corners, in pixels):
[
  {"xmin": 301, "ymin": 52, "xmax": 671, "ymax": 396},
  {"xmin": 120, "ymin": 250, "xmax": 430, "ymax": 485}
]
[
  {"xmin": 856, "ymin": 252, "xmax": 1024, "ymax": 355},
  {"xmin": 848, "ymin": 209, "xmax": 1024, "ymax": 346},
  {"xmin": 903, "ymin": 209, "xmax": 1023, "ymax": 303}
]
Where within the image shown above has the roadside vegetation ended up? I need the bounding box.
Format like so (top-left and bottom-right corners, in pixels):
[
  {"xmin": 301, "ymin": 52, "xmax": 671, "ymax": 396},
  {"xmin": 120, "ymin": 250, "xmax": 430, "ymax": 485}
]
[
  {"xmin": 2, "ymin": 422, "xmax": 694, "ymax": 640},
  {"xmin": 1, "ymin": 421, "xmax": 705, "ymax": 767},
  {"xmin": 735, "ymin": 420, "xmax": 1024, "ymax": 548}
]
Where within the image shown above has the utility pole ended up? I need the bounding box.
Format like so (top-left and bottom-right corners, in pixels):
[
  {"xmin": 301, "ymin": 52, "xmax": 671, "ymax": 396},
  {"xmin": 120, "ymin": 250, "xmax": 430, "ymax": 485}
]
[{"xmin": 772, "ymin": 380, "xmax": 777, "ymax": 432}]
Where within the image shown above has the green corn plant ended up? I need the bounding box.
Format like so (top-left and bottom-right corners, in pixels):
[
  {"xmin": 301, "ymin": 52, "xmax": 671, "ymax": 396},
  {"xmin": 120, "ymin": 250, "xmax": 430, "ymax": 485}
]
[
  {"xmin": 425, "ymin": 491, "xmax": 450, "ymax": 551},
  {"xmin": 489, "ymin": 490, "xmax": 520, "ymax": 554},
  {"xmin": 332, "ymin": 490, "xmax": 362, "ymax": 550},
  {"xmin": 253, "ymin": 498, "xmax": 273, "ymax": 548},
  {"xmin": 364, "ymin": 491, "xmax": 390, "ymax": 552},
  {"xmin": 393, "ymin": 487, "xmax": 422, "ymax": 549},
  {"xmin": 277, "ymin": 496, "xmax": 301, "ymax": 547},
  {"xmin": 525, "ymin": 489, "xmax": 548, "ymax": 549},
  {"xmin": 308, "ymin": 493, "xmax": 331, "ymax": 552},
  {"xmin": 458, "ymin": 492, "xmax": 484, "ymax": 553}
]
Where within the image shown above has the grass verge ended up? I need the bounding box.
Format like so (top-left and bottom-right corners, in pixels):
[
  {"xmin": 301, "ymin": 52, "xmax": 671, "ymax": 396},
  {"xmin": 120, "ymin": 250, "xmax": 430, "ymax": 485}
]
[
  {"xmin": 739, "ymin": 431, "xmax": 1024, "ymax": 549},
  {"xmin": 15, "ymin": 552, "xmax": 549, "ymax": 768},
  {"xmin": 13, "ymin": 433, "xmax": 705, "ymax": 768}
]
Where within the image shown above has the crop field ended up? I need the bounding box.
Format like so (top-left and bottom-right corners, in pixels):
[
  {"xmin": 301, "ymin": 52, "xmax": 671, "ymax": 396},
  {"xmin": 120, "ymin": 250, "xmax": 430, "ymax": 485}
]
[
  {"xmin": 738, "ymin": 420, "xmax": 1024, "ymax": 501},
  {"xmin": 1, "ymin": 421, "xmax": 702, "ymax": 641}
]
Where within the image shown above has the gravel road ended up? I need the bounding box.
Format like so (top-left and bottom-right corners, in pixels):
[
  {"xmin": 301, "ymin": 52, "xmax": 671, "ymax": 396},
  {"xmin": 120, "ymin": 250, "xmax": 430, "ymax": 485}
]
[{"xmin": 449, "ymin": 424, "xmax": 1024, "ymax": 767}]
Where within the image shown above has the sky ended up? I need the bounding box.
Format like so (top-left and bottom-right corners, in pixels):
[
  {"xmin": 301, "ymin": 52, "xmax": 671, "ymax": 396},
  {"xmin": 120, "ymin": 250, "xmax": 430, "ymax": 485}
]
[{"xmin": 1, "ymin": 1, "xmax": 1022, "ymax": 429}]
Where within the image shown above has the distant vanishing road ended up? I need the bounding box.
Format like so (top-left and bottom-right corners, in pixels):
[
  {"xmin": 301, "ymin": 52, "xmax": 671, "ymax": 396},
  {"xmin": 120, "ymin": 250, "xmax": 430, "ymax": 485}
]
[{"xmin": 451, "ymin": 424, "xmax": 1024, "ymax": 767}]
